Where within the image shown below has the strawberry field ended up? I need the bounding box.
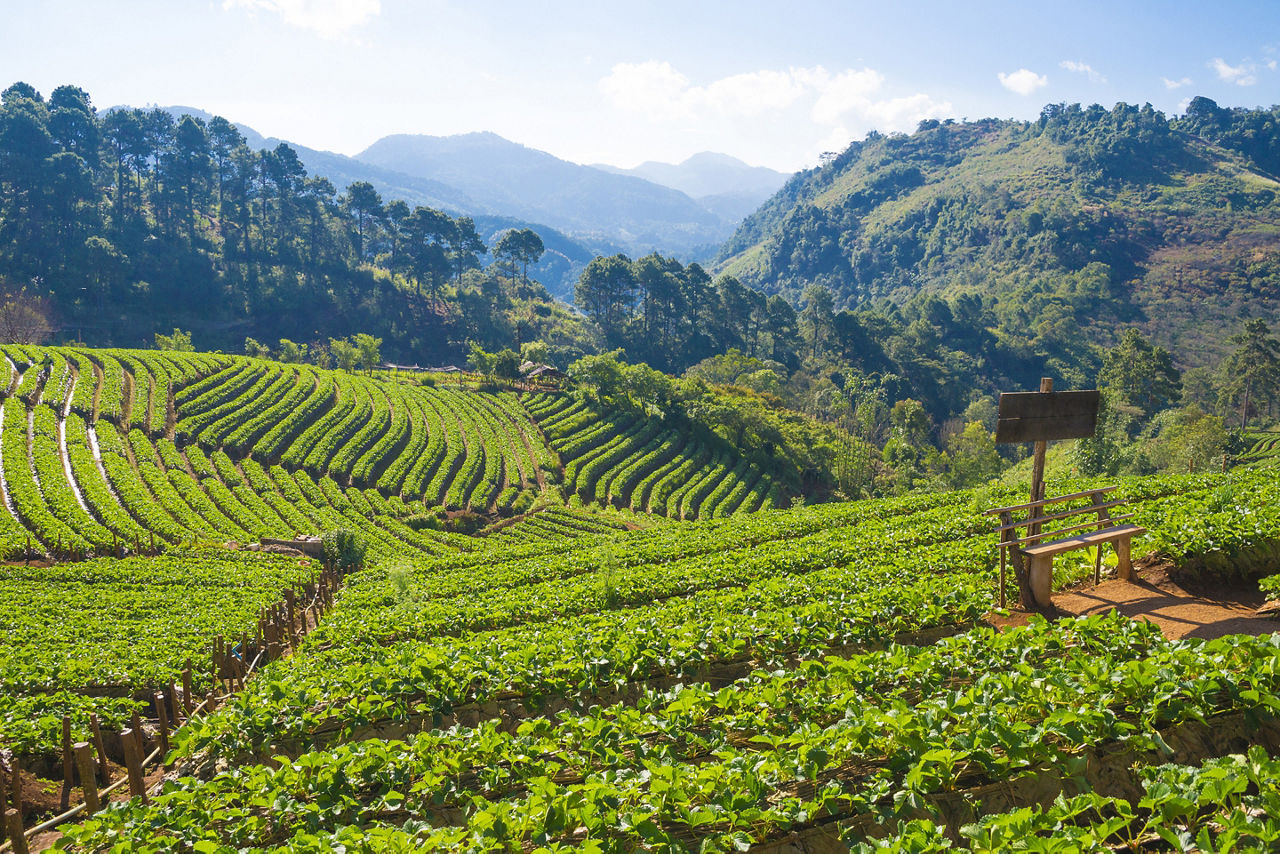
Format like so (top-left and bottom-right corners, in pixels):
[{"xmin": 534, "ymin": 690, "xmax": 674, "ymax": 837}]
[{"xmin": 0, "ymin": 346, "xmax": 1277, "ymax": 851}]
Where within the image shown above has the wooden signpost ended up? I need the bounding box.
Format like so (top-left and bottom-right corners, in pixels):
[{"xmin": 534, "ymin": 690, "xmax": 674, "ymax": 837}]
[
  {"xmin": 987, "ymin": 378, "xmax": 1131, "ymax": 610},
  {"xmin": 995, "ymin": 378, "xmax": 1100, "ymax": 516}
]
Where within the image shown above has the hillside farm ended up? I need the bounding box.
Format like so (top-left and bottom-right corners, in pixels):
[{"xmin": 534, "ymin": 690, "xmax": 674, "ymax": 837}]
[{"xmin": 1, "ymin": 347, "xmax": 1279, "ymax": 851}]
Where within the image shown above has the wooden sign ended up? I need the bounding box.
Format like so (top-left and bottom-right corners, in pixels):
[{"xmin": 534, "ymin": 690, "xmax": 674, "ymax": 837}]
[{"xmin": 995, "ymin": 389, "xmax": 1100, "ymax": 444}]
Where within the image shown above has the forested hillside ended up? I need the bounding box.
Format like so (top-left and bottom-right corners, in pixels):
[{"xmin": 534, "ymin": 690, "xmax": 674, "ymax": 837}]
[
  {"xmin": 0, "ymin": 82, "xmax": 589, "ymax": 362},
  {"xmin": 717, "ymin": 98, "xmax": 1280, "ymax": 370}
]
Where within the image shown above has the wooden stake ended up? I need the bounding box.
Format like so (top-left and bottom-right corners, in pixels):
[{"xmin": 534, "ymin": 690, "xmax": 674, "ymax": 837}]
[
  {"xmin": 8, "ymin": 758, "xmax": 19, "ymax": 809},
  {"xmin": 119, "ymin": 729, "xmax": 147, "ymax": 801},
  {"xmin": 129, "ymin": 711, "xmax": 145, "ymax": 758},
  {"xmin": 89, "ymin": 713, "xmax": 108, "ymax": 785},
  {"xmin": 182, "ymin": 666, "xmax": 194, "ymax": 716},
  {"xmin": 4, "ymin": 809, "xmax": 26, "ymax": 854},
  {"xmin": 74, "ymin": 742, "xmax": 99, "ymax": 813},
  {"xmin": 154, "ymin": 692, "xmax": 170, "ymax": 756},
  {"xmin": 167, "ymin": 680, "xmax": 181, "ymax": 723},
  {"xmin": 60, "ymin": 715, "xmax": 73, "ymax": 810}
]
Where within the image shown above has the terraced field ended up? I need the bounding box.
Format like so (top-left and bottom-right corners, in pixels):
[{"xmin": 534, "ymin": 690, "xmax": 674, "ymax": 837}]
[
  {"xmin": 43, "ymin": 464, "xmax": 1280, "ymax": 851},
  {"xmin": 524, "ymin": 392, "xmax": 779, "ymax": 518},
  {"xmin": 4, "ymin": 344, "xmax": 1280, "ymax": 851}
]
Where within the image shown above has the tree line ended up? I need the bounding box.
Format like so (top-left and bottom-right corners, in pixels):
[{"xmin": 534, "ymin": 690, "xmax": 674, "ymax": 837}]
[{"xmin": 0, "ymin": 81, "xmax": 553, "ymax": 363}]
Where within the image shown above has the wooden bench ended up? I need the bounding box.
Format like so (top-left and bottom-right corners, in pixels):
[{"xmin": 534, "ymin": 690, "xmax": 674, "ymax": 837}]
[{"xmin": 986, "ymin": 487, "xmax": 1146, "ymax": 609}]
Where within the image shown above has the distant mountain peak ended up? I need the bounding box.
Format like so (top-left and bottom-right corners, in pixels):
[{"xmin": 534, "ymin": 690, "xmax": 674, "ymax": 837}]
[{"xmin": 591, "ymin": 152, "xmax": 791, "ymax": 212}]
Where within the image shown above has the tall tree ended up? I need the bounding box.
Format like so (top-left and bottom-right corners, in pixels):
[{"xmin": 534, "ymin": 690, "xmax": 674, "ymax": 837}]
[
  {"xmin": 1221, "ymin": 318, "xmax": 1280, "ymax": 429},
  {"xmin": 493, "ymin": 228, "xmax": 544, "ymax": 283},
  {"xmin": 343, "ymin": 181, "xmax": 383, "ymax": 262},
  {"xmin": 575, "ymin": 254, "xmax": 635, "ymax": 335},
  {"xmin": 1097, "ymin": 328, "xmax": 1181, "ymax": 429}
]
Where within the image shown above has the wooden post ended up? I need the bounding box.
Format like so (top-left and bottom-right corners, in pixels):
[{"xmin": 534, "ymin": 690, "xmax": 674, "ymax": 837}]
[
  {"xmin": 998, "ymin": 544, "xmax": 1007, "ymax": 609},
  {"xmin": 3, "ymin": 809, "xmax": 26, "ymax": 854},
  {"xmin": 89, "ymin": 713, "xmax": 109, "ymax": 785},
  {"xmin": 0, "ymin": 760, "xmax": 7, "ymax": 844},
  {"xmin": 1027, "ymin": 377, "xmax": 1052, "ymax": 544},
  {"xmin": 8, "ymin": 758, "xmax": 20, "ymax": 811},
  {"xmin": 60, "ymin": 715, "xmax": 73, "ymax": 810},
  {"xmin": 74, "ymin": 742, "xmax": 99, "ymax": 813},
  {"xmin": 154, "ymin": 692, "xmax": 171, "ymax": 757},
  {"xmin": 182, "ymin": 665, "xmax": 194, "ymax": 716},
  {"xmin": 119, "ymin": 729, "xmax": 147, "ymax": 801},
  {"xmin": 167, "ymin": 680, "xmax": 181, "ymax": 723}
]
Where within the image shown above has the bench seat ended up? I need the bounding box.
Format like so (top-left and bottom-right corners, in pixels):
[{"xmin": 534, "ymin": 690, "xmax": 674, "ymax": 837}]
[{"xmin": 1021, "ymin": 524, "xmax": 1147, "ymax": 558}]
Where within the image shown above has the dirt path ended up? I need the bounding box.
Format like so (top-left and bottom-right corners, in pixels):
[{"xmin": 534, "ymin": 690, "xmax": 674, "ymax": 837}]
[{"xmin": 1048, "ymin": 559, "xmax": 1277, "ymax": 640}]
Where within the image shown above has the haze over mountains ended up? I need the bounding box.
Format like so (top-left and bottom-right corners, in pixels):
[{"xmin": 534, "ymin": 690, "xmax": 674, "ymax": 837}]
[{"xmin": 158, "ymin": 106, "xmax": 789, "ymax": 297}]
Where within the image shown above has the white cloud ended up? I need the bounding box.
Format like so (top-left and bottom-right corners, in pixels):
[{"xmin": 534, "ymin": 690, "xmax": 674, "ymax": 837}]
[
  {"xmin": 1162, "ymin": 76, "xmax": 1193, "ymax": 90},
  {"xmin": 811, "ymin": 68, "xmax": 886, "ymax": 124},
  {"xmin": 598, "ymin": 61, "xmax": 695, "ymax": 120},
  {"xmin": 1059, "ymin": 60, "xmax": 1105, "ymax": 83},
  {"xmin": 600, "ymin": 62, "xmax": 948, "ymax": 135},
  {"xmin": 998, "ymin": 68, "xmax": 1048, "ymax": 96},
  {"xmin": 222, "ymin": 0, "xmax": 380, "ymax": 39},
  {"xmin": 1209, "ymin": 57, "xmax": 1256, "ymax": 86},
  {"xmin": 702, "ymin": 69, "xmax": 810, "ymax": 116}
]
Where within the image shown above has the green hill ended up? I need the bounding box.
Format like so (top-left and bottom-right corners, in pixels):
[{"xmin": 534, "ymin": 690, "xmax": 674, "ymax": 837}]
[{"xmin": 716, "ymin": 99, "xmax": 1280, "ymax": 370}]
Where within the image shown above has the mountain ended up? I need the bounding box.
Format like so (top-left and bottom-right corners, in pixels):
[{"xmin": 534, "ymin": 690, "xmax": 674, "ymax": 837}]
[
  {"xmin": 356, "ymin": 132, "xmax": 733, "ymax": 258},
  {"xmin": 594, "ymin": 152, "xmax": 790, "ymax": 225},
  {"xmin": 715, "ymin": 101, "xmax": 1280, "ymax": 369},
  {"xmin": 595, "ymin": 151, "xmax": 789, "ymax": 198},
  {"xmin": 152, "ymin": 109, "xmax": 618, "ymax": 298}
]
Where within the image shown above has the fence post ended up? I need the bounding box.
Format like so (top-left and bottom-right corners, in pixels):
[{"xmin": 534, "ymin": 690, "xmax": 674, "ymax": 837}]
[
  {"xmin": 60, "ymin": 716, "xmax": 73, "ymax": 810},
  {"xmin": 154, "ymin": 692, "xmax": 171, "ymax": 757},
  {"xmin": 74, "ymin": 742, "xmax": 99, "ymax": 813},
  {"xmin": 88, "ymin": 713, "xmax": 109, "ymax": 785},
  {"xmin": 3, "ymin": 809, "xmax": 26, "ymax": 854},
  {"xmin": 119, "ymin": 729, "xmax": 147, "ymax": 801}
]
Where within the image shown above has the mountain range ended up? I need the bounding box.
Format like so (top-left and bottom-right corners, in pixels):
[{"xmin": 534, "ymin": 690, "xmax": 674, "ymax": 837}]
[{"xmin": 160, "ymin": 107, "xmax": 789, "ymax": 297}]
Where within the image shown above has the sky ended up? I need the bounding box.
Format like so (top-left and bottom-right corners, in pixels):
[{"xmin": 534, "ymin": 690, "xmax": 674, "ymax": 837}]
[{"xmin": 3, "ymin": 0, "xmax": 1279, "ymax": 173}]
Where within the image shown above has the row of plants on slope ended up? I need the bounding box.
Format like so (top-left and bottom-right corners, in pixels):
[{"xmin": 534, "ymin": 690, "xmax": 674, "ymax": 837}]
[
  {"xmin": 58, "ymin": 615, "xmax": 1280, "ymax": 851},
  {"xmin": 867, "ymin": 745, "xmax": 1280, "ymax": 851},
  {"xmin": 0, "ymin": 364, "xmax": 537, "ymax": 561},
  {"xmin": 0, "ymin": 344, "xmax": 228, "ymax": 430},
  {"xmin": 163, "ymin": 464, "xmax": 1274, "ymax": 762},
  {"xmin": 174, "ymin": 353, "xmax": 543, "ymax": 513},
  {"xmin": 525, "ymin": 390, "xmax": 777, "ymax": 518},
  {"xmin": 0, "ymin": 550, "xmax": 315, "ymax": 762}
]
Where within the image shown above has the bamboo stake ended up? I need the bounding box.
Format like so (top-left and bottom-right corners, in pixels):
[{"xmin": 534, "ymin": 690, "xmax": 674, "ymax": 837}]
[
  {"xmin": 3, "ymin": 810, "xmax": 25, "ymax": 854},
  {"xmin": 182, "ymin": 666, "xmax": 194, "ymax": 716}
]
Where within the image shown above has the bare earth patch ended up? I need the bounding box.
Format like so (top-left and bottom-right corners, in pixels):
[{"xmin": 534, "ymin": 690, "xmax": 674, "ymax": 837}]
[{"xmin": 1015, "ymin": 557, "xmax": 1280, "ymax": 641}]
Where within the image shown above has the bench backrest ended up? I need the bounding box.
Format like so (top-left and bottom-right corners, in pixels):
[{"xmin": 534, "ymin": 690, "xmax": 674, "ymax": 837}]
[{"xmin": 985, "ymin": 486, "xmax": 1134, "ymax": 551}]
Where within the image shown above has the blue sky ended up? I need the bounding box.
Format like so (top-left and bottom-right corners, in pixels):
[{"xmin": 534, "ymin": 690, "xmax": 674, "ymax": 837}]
[{"xmin": 3, "ymin": 1, "xmax": 1278, "ymax": 172}]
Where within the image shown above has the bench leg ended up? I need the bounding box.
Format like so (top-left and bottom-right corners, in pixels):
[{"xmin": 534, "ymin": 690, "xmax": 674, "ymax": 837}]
[
  {"xmin": 1115, "ymin": 537, "xmax": 1133, "ymax": 581},
  {"xmin": 1028, "ymin": 553, "xmax": 1054, "ymax": 608}
]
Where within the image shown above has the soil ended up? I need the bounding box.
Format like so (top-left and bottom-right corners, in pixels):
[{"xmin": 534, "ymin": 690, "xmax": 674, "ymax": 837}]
[{"xmin": 989, "ymin": 556, "xmax": 1280, "ymax": 640}]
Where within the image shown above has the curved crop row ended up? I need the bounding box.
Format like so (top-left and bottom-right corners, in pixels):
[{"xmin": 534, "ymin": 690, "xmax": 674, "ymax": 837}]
[
  {"xmin": 375, "ymin": 388, "xmax": 429, "ymax": 495},
  {"xmin": 93, "ymin": 422, "xmax": 188, "ymax": 543},
  {"xmin": 198, "ymin": 365, "xmax": 303, "ymax": 451},
  {"xmin": 1, "ymin": 400, "xmax": 91, "ymax": 553}
]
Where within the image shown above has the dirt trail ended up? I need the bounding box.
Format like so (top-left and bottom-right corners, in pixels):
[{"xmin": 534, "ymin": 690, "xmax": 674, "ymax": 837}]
[{"xmin": 1050, "ymin": 559, "xmax": 1277, "ymax": 640}]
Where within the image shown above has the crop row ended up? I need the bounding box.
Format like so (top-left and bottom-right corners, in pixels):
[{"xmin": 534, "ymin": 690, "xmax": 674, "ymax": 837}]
[
  {"xmin": 531, "ymin": 389, "xmax": 777, "ymax": 519},
  {"xmin": 64, "ymin": 616, "xmax": 1280, "ymax": 850},
  {"xmin": 0, "ymin": 550, "xmax": 317, "ymax": 760}
]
